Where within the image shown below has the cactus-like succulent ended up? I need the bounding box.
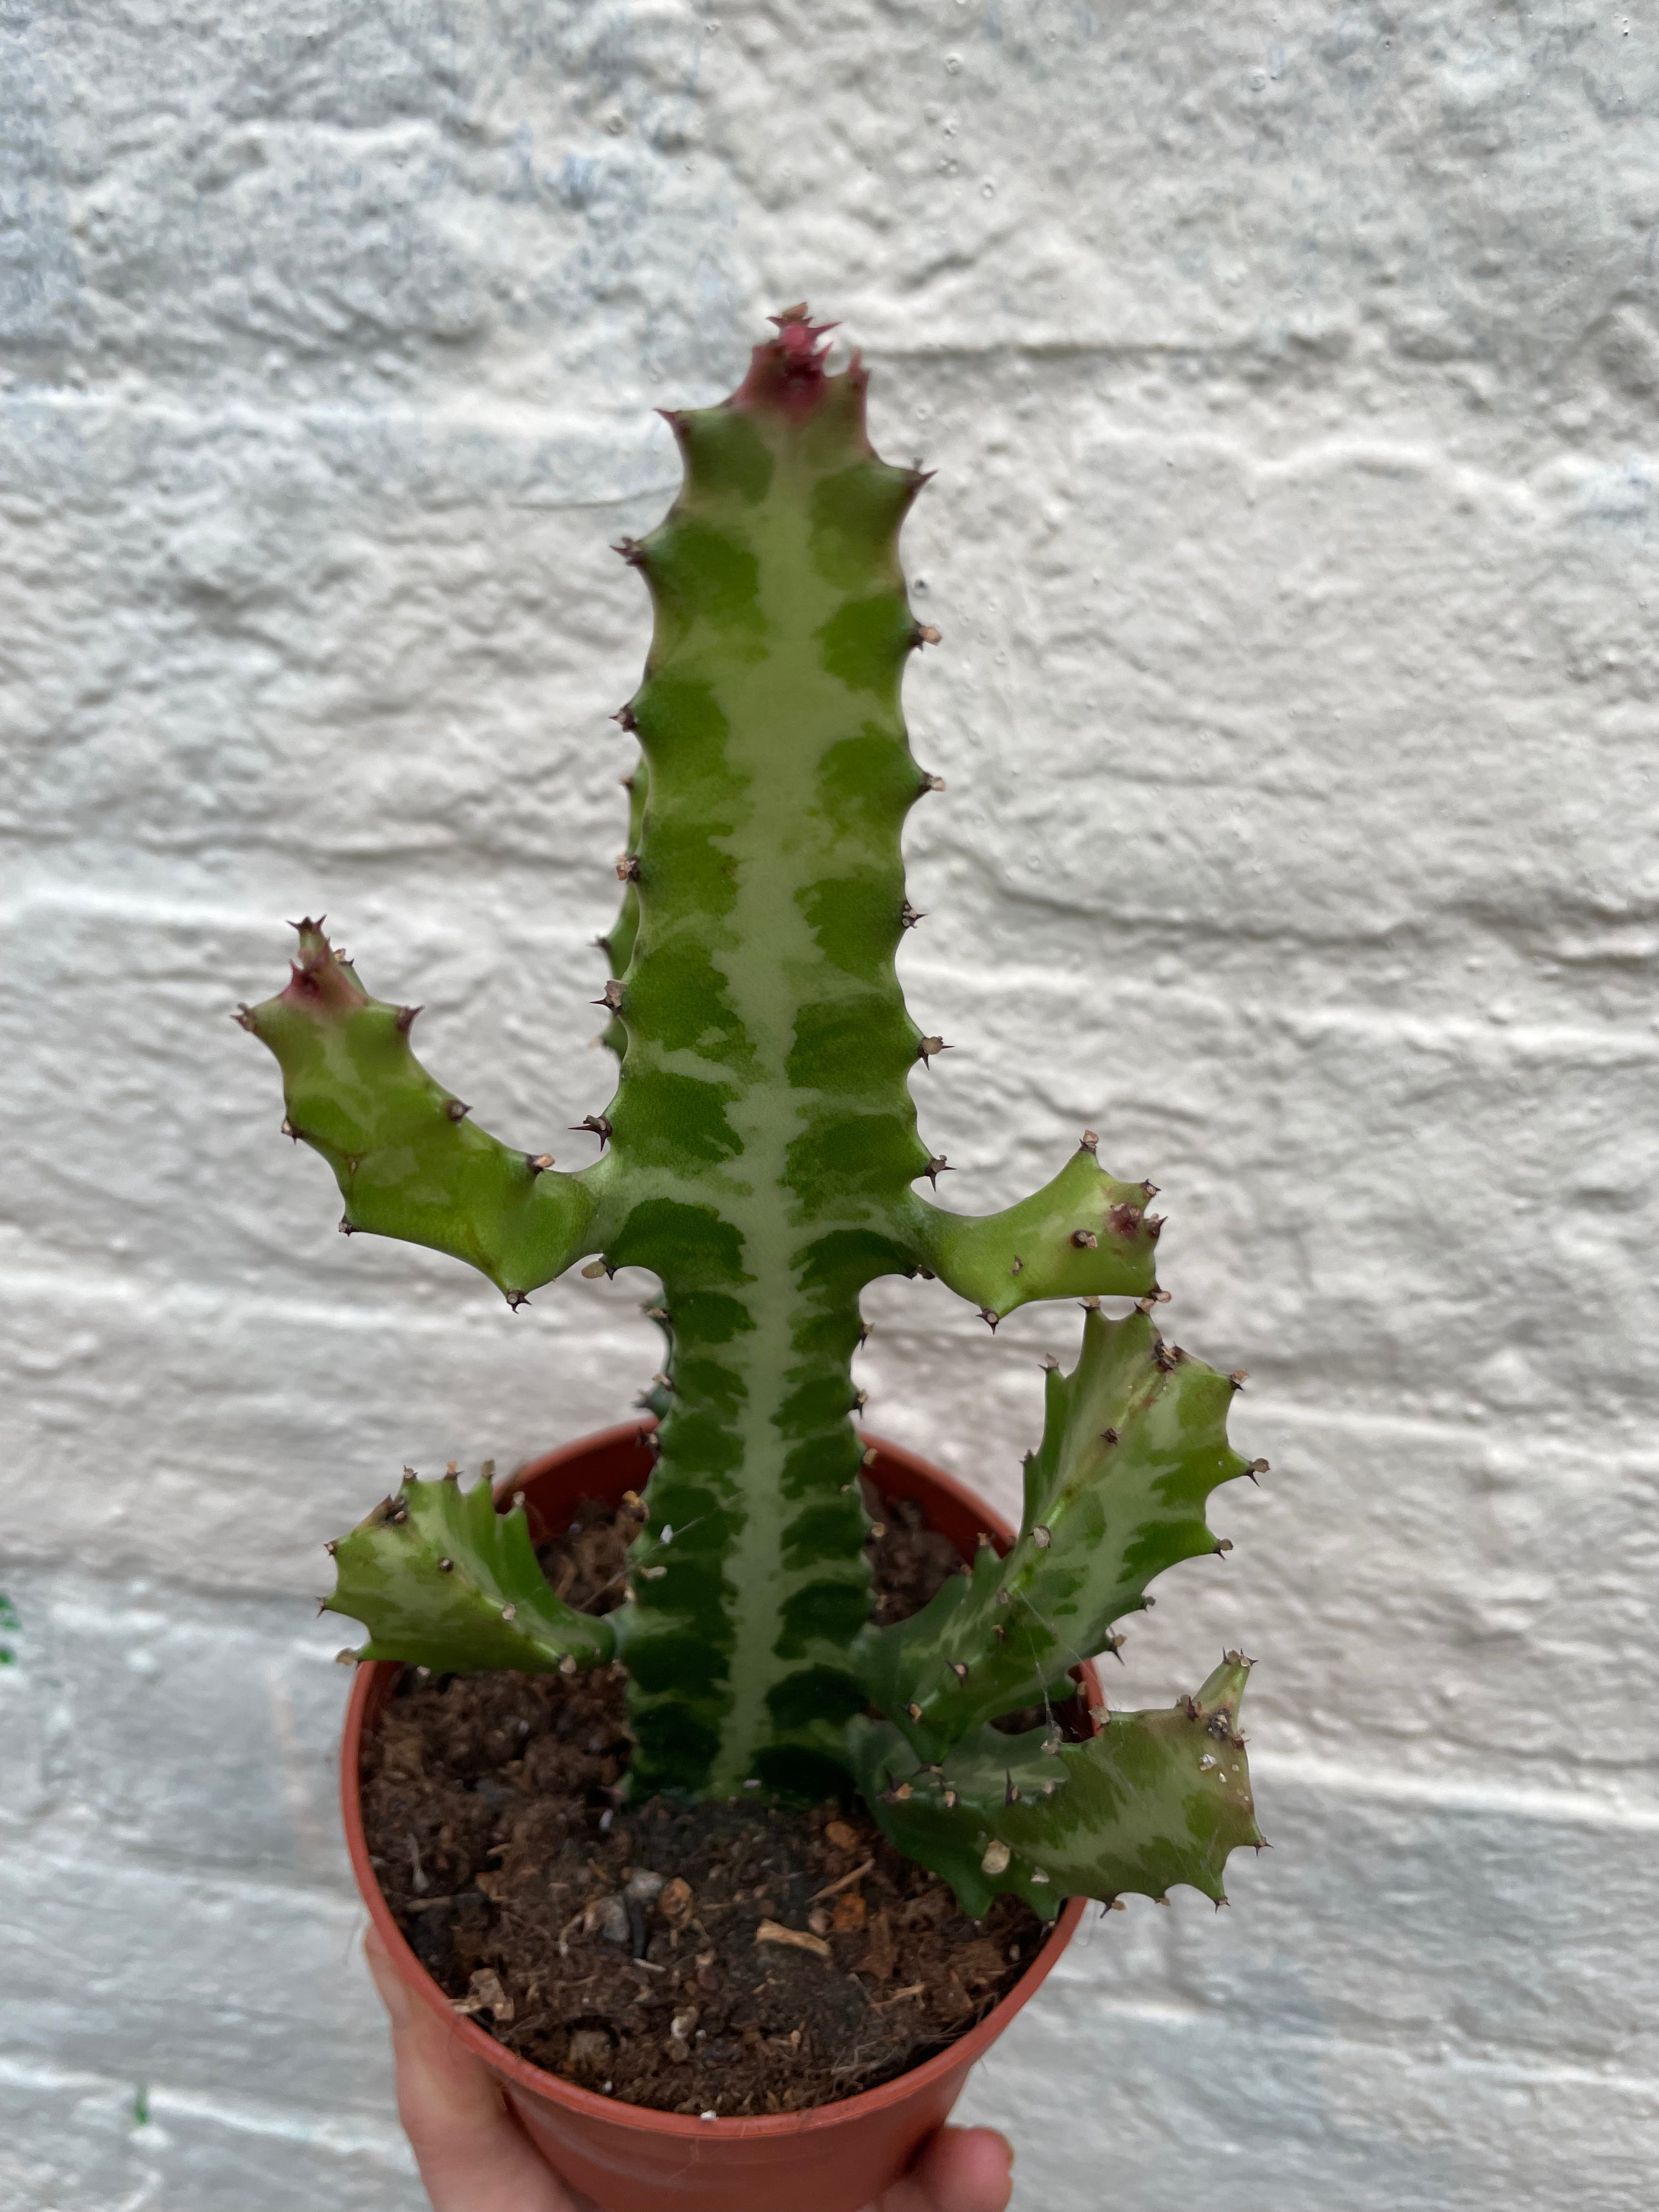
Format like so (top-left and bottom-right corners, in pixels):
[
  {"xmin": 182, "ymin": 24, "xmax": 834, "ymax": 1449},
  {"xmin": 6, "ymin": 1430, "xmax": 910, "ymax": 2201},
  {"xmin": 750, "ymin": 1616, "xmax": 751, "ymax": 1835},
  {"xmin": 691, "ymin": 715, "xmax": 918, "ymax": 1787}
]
[{"xmin": 239, "ymin": 308, "xmax": 1261, "ymax": 1918}]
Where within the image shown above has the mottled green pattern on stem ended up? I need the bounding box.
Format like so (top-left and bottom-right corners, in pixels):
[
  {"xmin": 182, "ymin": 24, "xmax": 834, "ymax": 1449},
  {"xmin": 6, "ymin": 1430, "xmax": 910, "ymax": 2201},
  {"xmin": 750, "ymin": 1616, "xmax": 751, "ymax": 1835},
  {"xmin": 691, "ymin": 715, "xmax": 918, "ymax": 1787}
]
[
  {"xmin": 849, "ymin": 1656, "xmax": 1259, "ymax": 1920},
  {"xmin": 326, "ymin": 1471, "xmax": 614, "ymax": 1673},
  {"xmin": 857, "ymin": 1304, "xmax": 1251, "ymax": 1761}
]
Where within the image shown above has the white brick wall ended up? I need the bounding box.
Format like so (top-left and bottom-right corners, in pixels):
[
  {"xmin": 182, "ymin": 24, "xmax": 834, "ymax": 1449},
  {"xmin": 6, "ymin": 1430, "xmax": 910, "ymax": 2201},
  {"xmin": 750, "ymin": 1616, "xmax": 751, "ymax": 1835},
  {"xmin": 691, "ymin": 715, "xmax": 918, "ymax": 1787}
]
[{"xmin": 4, "ymin": 4, "xmax": 1657, "ymax": 2204}]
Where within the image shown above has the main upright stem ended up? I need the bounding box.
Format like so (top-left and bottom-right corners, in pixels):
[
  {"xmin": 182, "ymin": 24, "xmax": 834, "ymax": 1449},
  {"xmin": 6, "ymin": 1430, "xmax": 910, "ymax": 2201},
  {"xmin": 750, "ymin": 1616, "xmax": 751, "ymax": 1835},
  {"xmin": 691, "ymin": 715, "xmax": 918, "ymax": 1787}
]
[{"xmin": 596, "ymin": 317, "xmax": 939, "ymax": 1797}]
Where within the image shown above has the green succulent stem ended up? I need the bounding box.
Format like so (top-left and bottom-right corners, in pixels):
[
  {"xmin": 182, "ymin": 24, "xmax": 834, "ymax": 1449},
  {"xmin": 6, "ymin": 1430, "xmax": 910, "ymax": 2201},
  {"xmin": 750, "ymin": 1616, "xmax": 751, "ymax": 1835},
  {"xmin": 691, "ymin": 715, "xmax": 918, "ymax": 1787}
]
[
  {"xmin": 244, "ymin": 311, "xmax": 1262, "ymax": 1891},
  {"xmin": 327, "ymin": 1470, "xmax": 614, "ymax": 1673},
  {"xmin": 236, "ymin": 929, "xmax": 606, "ymax": 1301},
  {"xmin": 850, "ymin": 1655, "xmax": 1260, "ymax": 1920},
  {"xmin": 855, "ymin": 1302, "xmax": 1252, "ymax": 1762}
]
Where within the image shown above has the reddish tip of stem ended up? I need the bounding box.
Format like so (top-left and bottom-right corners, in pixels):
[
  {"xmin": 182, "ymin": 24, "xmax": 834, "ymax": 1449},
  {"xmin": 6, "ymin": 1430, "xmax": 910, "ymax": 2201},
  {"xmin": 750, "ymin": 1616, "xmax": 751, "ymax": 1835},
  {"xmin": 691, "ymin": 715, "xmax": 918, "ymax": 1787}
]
[
  {"xmin": 731, "ymin": 305, "xmax": 855, "ymax": 426},
  {"xmin": 281, "ymin": 921, "xmax": 368, "ymax": 1021}
]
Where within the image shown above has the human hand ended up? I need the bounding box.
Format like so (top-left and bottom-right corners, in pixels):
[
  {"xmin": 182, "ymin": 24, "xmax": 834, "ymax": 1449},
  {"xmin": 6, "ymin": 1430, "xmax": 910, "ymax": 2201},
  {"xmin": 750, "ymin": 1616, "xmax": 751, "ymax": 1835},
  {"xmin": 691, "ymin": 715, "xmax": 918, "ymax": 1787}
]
[{"xmin": 366, "ymin": 1926, "xmax": 1014, "ymax": 2212}]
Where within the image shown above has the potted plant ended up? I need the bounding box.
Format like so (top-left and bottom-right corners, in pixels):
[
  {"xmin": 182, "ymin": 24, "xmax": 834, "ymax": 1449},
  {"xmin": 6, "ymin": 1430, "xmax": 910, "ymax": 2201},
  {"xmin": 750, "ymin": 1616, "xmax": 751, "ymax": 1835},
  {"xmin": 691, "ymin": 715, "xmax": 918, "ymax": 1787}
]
[{"xmin": 237, "ymin": 307, "xmax": 1263, "ymax": 2212}]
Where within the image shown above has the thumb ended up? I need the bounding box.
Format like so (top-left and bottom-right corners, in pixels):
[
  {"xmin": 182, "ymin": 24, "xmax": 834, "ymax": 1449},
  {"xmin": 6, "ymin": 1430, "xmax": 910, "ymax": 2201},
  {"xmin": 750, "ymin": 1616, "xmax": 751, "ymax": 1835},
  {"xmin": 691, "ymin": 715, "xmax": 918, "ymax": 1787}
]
[{"xmin": 878, "ymin": 2123, "xmax": 1015, "ymax": 2212}]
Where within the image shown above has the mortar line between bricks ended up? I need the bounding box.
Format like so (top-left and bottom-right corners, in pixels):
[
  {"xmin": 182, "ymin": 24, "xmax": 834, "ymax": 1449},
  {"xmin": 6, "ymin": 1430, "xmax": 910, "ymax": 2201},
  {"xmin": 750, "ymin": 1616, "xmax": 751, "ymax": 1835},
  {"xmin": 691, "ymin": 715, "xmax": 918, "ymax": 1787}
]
[
  {"xmin": 0, "ymin": 1260, "xmax": 652, "ymax": 1340},
  {"xmin": 1024, "ymin": 1993, "xmax": 1659, "ymax": 2100},
  {"xmin": 0, "ymin": 2052, "xmax": 414, "ymax": 2167},
  {"xmin": 9, "ymin": 888, "xmax": 1658, "ymax": 1069},
  {"xmin": 0, "ymin": 387, "xmax": 1586, "ymax": 496},
  {"xmin": 1249, "ymin": 1747, "xmax": 1659, "ymax": 1833},
  {"xmin": 0, "ymin": 1266, "xmax": 1649, "ymax": 1464},
  {"xmin": 0, "ymin": 1830, "xmax": 376, "ymax": 1918},
  {"xmin": 12, "ymin": 865, "xmax": 1638, "ymax": 1063},
  {"xmin": 3, "ymin": 1265, "xmax": 1654, "ymax": 1469},
  {"xmin": 893, "ymin": 956, "xmax": 1659, "ymax": 1065}
]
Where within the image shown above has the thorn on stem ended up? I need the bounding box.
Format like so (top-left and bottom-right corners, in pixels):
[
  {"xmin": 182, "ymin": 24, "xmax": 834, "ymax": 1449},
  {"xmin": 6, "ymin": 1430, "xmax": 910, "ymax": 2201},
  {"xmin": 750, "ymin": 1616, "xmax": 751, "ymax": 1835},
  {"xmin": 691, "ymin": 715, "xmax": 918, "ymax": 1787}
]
[
  {"xmin": 527, "ymin": 1153, "xmax": 556, "ymax": 1173},
  {"xmin": 615, "ymin": 855, "xmax": 641, "ymax": 882},
  {"xmin": 923, "ymin": 1155, "xmax": 951, "ymax": 1188},
  {"xmin": 573, "ymin": 1115, "xmax": 613, "ymax": 1147},
  {"xmin": 911, "ymin": 622, "xmax": 943, "ymax": 648},
  {"xmin": 1071, "ymin": 1228, "xmax": 1098, "ymax": 1248},
  {"xmin": 900, "ymin": 901, "xmax": 925, "ymax": 929},
  {"xmin": 595, "ymin": 980, "xmax": 625, "ymax": 1012},
  {"xmin": 979, "ymin": 1308, "xmax": 999, "ymax": 1331},
  {"xmin": 233, "ymin": 1003, "xmax": 257, "ymax": 1031},
  {"xmin": 916, "ymin": 1035, "xmax": 950, "ymax": 1066},
  {"xmin": 613, "ymin": 703, "xmax": 639, "ymax": 732},
  {"xmin": 445, "ymin": 1099, "xmax": 470, "ymax": 1122},
  {"xmin": 1080, "ymin": 1129, "xmax": 1098, "ymax": 1152},
  {"xmin": 395, "ymin": 1005, "xmax": 421, "ymax": 1034}
]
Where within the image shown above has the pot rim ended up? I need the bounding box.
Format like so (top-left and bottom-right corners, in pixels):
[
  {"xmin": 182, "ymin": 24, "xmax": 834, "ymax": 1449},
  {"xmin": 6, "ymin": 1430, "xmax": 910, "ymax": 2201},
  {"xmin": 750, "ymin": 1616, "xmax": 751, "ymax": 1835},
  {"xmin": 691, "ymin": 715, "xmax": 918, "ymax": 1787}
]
[{"xmin": 341, "ymin": 1419, "xmax": 1096, "ymax": 2142}]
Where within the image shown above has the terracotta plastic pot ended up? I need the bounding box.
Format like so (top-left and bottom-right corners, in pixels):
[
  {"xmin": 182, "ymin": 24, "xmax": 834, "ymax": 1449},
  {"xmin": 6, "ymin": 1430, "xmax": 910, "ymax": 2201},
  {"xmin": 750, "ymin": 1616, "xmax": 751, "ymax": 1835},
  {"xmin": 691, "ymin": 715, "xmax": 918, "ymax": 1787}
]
[{"xmin": 343, "ymin": 1422, "xmax": 1098, "ymax": 2212}]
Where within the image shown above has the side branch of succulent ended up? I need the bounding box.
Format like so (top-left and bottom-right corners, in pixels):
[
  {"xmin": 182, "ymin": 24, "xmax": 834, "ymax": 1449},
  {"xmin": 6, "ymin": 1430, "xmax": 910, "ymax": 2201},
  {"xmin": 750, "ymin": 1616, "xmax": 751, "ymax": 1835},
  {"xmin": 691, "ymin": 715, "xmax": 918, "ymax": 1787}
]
[{"xmin": 242, "ymin": 307, "xmax": 1263, "ymax": 1920}]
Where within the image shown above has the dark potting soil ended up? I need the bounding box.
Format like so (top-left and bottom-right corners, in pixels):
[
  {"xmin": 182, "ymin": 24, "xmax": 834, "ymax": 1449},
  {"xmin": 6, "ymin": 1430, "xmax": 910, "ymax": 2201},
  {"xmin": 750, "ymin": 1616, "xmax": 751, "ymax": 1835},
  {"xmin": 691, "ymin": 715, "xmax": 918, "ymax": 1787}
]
[{"xmin": 360, "ymin": 1488, "xmax": 1084, "ymax": 2116}]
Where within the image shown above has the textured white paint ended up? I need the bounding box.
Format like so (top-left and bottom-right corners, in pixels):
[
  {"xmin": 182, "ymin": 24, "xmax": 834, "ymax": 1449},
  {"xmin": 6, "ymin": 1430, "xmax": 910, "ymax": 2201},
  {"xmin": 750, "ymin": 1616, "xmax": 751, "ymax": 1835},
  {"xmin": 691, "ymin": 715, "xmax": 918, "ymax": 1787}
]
[{"xmin": 4, "ymin": 2, "xmax": 1658, "ymax": 2204}]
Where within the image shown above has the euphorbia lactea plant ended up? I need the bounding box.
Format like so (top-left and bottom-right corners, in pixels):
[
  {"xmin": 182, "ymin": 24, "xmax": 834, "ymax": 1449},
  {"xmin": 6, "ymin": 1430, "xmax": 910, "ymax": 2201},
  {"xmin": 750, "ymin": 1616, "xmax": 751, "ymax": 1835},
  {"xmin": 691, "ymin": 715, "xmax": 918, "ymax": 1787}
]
[{"xmin": 239, "ymin": 308, "xmax": 1262, "ymax": 1921}]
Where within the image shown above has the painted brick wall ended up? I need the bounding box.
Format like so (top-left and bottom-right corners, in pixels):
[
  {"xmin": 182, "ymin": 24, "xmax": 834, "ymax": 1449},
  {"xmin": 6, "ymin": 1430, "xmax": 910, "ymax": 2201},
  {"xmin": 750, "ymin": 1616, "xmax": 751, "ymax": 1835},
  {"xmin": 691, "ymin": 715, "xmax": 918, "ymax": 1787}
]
[{"xmin": 4, "ymin": 5, "xmax": 1658, "ymax": 2206}]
